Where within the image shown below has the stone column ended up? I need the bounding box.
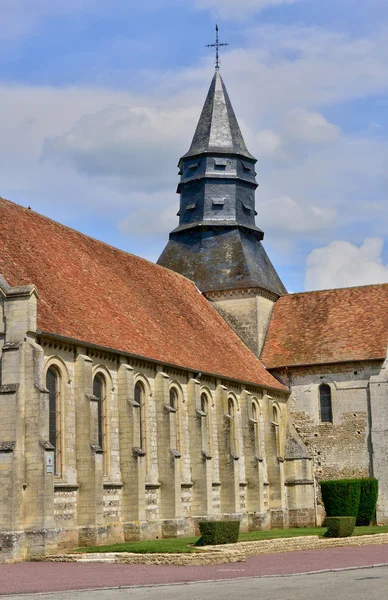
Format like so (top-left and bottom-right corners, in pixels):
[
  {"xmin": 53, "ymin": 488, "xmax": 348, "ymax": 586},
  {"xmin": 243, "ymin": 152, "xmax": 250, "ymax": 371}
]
[
  {"xmin": 188, "ymin": 379, "xmax": 212, "ymax": 517},
  {"xmin": 75, "ymin": 352, "xmax": 104, "ymax": 545},
  {"xmin": 263, "ymin": 394, "xmax": 287, "ymax": 528},
  {"xmin": 117, "ymin": 362, "xmax": 146, "ymax": 540},
  {"xmin": 154, "ymin": 372, "xmax": 182, "ymax": 535},
  {"xmin": 240, "ymin": 391, "xmax": 267, "ymax": 529},
  {"xmin": 217, "ymin": 385, "xmax": 239, "ymax": 515},
  {"xmin": 0, "ymin": 278, "xmax": 58, "ymax": 559}
]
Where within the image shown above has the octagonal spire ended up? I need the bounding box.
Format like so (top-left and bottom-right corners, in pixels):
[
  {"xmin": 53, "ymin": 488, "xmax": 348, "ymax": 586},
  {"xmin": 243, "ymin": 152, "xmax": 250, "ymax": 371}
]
[{"xmin": 182, "ymin": 70, "xmax": 255, "ymax": 161}]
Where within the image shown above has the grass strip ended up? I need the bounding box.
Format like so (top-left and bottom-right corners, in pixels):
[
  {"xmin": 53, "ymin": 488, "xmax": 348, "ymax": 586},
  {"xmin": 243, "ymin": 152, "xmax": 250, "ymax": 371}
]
[{"xmin": 74, "ymin": 525, "xmax": 388, "ymax": 554}]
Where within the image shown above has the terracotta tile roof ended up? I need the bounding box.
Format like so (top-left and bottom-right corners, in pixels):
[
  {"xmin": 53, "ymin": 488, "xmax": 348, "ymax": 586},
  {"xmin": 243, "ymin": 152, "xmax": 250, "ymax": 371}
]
[
  {"xmin": 0, "ymin": 198, "xmax": 285, "ymax": 391},
  {"xmin": 262, "ymin": 284, "xmax": 388, "ymax": 369}
]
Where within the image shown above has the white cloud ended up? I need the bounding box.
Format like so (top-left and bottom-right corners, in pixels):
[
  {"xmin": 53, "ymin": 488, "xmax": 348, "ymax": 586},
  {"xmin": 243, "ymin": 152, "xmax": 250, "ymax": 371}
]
[
  {"xmin": 255, "ymin": 108, "xmax": 340, "ymax": 164},
  {"xmin": 117, "ymin": 192, "xmax": 177, "ymax": 238},
  {"xmin": 305, "ymin": 238, "xmax": 388, "ymax": 290},
  {"xmin": 256, "ymin": 129, "xmax": 288, "ymax": 162},
  {"xmin": 0, "ymin": 0, "xmax": 97, "ymax": 40},
  {"xmin": 260, "ymin": 196, "xmax": 336, "ymax": 235},
  {"xmin": 195, "ymin": 0, "xmax": 299, "ymax": 19},
  {"xmin": 282, "ymin": 108, "xmax": 340, "ymax": 144},
  {"xmin": 0, "ymin": 20, "xmax": 387, "ymax": 262},
  {"xmin": 42, "ymin": 104, "xmax": 197, "ymax": 192}
]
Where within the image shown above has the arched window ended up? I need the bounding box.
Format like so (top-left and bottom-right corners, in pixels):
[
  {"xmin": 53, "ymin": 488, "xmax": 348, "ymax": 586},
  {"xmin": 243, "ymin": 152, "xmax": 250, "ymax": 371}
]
[
  {"xmin": 93, "ymin": 374, "xmax": 108, "ymax": 474},
  {"xmin": 134, "ymin": 381, "xmax": 146, "ymax": 450},
  {"xmin": 251, "ymin": 399, "xmax": 261, "ymax": 457},
  {"xmin": 272, "ymin": 403, "xmax": 281, "ymax": 458},
  {"xmin": 200, "ymin": 392, "xmax": 212, "ymax": 456},
  {"xmin": 319, "ymin": 384, "xmax": 333, "ymax": 423},
  {"xmin": 169, "ymin": 387, "xmax": 181, "ymax": 454},
  {"xmin": 228, "ymin": 396, "xmax": 238, "ymax": 457},
  {"xmin": 46, "ymin": 367, "xmax": 62, "ymax": 477},
  {"xmin": 170, "ymin": 387, "xmax": 178, "ymax": 410}
]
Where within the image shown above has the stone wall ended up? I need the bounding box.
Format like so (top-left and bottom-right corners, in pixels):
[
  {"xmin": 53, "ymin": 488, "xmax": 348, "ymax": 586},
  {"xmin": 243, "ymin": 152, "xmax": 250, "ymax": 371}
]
[
  {"xmin": 276, "ymin": 360, "xmax": 388, "ymax": 524},
  {"xmin": 0, "ymin": 275, "xmax": 316, "ymax": 563}
]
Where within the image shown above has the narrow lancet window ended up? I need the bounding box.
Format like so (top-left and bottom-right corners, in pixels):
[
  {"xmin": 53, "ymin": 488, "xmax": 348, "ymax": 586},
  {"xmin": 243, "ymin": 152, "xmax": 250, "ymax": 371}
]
[
  {"xmin": 47, "ymin": 367, "xmax": 61, "ymax": 477},
  {"xmin": 134, "ymin": 381, "xmax": 145, "ymax": 450},
  {"xmin": 252, "ymin": 400, "xmax": 260, "ymax": 457},
  {"xmin": 228, "ymin": 397, "xmax": 238, "ymax": 457},
  {"xmin": 200, "ymin": 392, "xmax": 212, "ymax": 456},
  {"xmin": 169, "ymin": 387, "xmax": 181, "ymax": 454},
  {"xmin": 93, "ymin": 374, "xmax": 107, "ymax": 474},
  {"xmin": 319, "ymin": 384, "xmax": 333, "ymax": 423}
]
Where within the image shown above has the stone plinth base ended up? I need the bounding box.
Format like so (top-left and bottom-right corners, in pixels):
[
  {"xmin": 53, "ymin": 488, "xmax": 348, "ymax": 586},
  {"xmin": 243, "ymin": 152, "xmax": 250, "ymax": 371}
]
[
  {"xmin": 288, "ymin": 508, "xmax": 316, "ymax": 528},
  {"xmin": 270, "ymin": 509, "xmax": 289, "ymax": 529}
]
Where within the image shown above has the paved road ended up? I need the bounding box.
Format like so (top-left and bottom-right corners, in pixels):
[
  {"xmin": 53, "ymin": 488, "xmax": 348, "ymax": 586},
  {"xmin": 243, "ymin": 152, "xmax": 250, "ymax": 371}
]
[
  {"xmin": 0, "ymin": 544, "xmax": 387, "ymax": 597},
  {"xmin": 1, "ymin": 566, "xmax": 388, "ymax": 600}
]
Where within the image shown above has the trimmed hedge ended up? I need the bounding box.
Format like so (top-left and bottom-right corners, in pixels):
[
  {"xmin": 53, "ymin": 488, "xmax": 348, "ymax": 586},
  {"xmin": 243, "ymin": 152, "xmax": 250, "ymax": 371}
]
[
  {"xmin": 320, "ymin": 479, "xmax": 361, "ymax": 518},
  {"xmin": 325, "ymin": 516, "xmax": 356, "ymax": 538},
  {"xmin": 195, "ymin": 521, "xmax": 240, "ymax": 546},
  {"xmin": 357, "ymin": 478, "xmax": 378, "ymax": 526}
]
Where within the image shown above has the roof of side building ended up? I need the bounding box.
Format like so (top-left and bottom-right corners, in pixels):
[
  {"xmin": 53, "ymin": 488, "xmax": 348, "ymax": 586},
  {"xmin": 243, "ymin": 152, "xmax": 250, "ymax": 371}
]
[
  {"xmin": 0, "ymin": 197, "xmax": 285, "ymax": 391},
  {"xmin": 261, "ymin": 284, "xmax": 388, "ymax": 369}
]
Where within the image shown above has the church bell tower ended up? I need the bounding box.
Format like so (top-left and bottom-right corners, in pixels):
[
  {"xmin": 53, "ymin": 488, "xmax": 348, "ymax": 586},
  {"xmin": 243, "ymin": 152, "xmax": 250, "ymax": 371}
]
[{"xmin": 158, "ymin": 46, "xmax": 287, "ymax": 356}]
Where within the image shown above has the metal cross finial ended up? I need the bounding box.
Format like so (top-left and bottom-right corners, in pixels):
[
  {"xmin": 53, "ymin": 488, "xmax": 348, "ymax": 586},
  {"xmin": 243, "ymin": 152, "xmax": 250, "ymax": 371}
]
[{"xmin": 206, "ymin": 24, "xmax": 229, "ymax": 70}]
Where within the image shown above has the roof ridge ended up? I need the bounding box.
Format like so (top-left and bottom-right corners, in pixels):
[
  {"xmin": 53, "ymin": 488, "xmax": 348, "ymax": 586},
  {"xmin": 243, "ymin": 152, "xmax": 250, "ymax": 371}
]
[
  {"xmin": 0, "ymin": 196, "xmax": 195, "ymax": 286},
  {"xmin": 285, "ymin": 282, "xmax": 388, "ymax": 298}
]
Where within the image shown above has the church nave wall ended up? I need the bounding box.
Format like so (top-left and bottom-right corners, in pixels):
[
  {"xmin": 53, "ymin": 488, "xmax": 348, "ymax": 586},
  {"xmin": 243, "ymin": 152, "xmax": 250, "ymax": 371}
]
[{"xmin": 277, "ymin": 360, "xmax": 388, "ymax": 524}]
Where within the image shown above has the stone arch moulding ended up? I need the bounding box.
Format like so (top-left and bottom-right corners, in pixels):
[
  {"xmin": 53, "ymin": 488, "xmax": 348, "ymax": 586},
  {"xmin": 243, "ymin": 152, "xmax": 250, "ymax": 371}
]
[
  {"xmin": 44, "ymin": 355, "xmax": 71, "ymax": 385},
  {"xmin": 307, "ymin": 376, "xmax": 338, "ymax": 393},
  {"xmin": 134, "ymin": 372, "xmax": 152, "ymax": 397},
  {"xmin": 199, "ymin": 386, "xmax": 213, "ymax": 410},
  {"xmin": 92, "ymin": 364, "xmax": 114, "ymax": 392},
  {"xmin": 169, "ymin": 380, "xmax": 184, "ymax": 402}
]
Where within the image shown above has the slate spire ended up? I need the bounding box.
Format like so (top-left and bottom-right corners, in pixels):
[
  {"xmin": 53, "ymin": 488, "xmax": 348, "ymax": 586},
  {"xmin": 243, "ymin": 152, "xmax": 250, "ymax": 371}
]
[
  {"xmin": 158, "ymin": 70, "xmax": 287, "ymax": 297},
  {"xmin": 183, "ymin": 70, "xmax": 255, "ymax": 160}
]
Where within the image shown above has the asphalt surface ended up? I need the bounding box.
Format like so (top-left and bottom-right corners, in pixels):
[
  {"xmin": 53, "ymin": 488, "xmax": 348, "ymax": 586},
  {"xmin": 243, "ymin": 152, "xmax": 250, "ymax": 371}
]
[
  {"xmin": 2, "ymin": 566, "xmax": 388, "ymax": 600},
  {"xmin": 0, "ymin": 544, "xmax": 388, "ymax": 596}
]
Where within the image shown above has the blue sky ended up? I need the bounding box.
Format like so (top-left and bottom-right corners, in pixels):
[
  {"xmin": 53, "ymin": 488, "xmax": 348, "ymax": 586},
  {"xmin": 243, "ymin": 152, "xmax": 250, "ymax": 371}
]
[{"xmin": 1, "ymin": 0, "xmax": 388, "ymax": 291}]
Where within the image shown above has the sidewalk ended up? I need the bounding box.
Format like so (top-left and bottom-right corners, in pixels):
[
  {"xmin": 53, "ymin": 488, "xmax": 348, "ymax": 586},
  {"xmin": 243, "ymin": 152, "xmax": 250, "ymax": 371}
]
[{"xmin": 0, "ymin": 542, "xmax": 388, "ymax": 596}]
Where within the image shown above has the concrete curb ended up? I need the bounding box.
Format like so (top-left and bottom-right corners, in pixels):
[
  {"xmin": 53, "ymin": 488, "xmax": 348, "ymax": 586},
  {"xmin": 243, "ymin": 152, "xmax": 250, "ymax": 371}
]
[{"xmin": 40, "ymin": 533, "xmax": 388, "ymax": 566}]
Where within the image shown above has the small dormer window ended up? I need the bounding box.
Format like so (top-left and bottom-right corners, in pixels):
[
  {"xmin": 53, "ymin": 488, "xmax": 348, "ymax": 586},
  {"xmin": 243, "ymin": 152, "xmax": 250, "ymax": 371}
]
[
  {"xmin": 214, "ymin": 158, "xmax": 227, "ymax": 171},
  {"xmin": 188, "ymin": 162, "xmax": 199, "ymax": 170},
  {"xmin": 212, "ymin": 198, "xmax": 225, "ymax": 206},
  {"xmin": 241, "ymin": 201, "xmax": 251, "ymax": 213},
  {"xmin": 241, "ymin": 160, "xmax": 252, "ymax": 172},
  {"xmin": 186, "ymin": 202, "xmax": 196, "ymax": 211}
]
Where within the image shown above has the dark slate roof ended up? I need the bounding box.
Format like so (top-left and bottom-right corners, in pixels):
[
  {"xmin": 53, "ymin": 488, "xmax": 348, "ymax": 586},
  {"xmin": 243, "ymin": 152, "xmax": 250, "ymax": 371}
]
[
  {"xmin": 0, "ymin": 197, "xmax": 286, "ymax": 391},
  {"xmin": 262, "ymin": 284, "xmax": 388, "ymax": 369},
  {"xmin": 182, "ymin": 71, "xmax": 255, "ymax": 161},
  {"xmin": 158, "ymin": 227, "xmax": 287, "ymax": 296}
]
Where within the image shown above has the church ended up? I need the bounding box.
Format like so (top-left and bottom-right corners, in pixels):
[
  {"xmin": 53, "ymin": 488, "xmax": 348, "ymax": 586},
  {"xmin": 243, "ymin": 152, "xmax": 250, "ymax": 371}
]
[{"xmin": 0, "ymin": 63, "xmax": 387, "ymax": 563}]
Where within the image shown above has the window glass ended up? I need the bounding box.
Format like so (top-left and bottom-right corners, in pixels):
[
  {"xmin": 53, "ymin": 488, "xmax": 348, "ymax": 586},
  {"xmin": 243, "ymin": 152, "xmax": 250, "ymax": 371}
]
[
  {"xmin": 134, "ymin": 381, "xmax": 145, "ymax": 450},
  {"xmin": 320, "ymin": 384, "xmax": 333, "ymax": 423},
  {"xmin": 47, "ymin": 367, "xmax": 61, "ymax": 476}
]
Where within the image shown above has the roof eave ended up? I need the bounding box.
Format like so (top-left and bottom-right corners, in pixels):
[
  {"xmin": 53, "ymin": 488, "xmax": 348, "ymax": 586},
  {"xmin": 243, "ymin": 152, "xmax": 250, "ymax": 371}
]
[{"xmin": 37, "ymin": 329, "xmax": 288, "ymax": 394}]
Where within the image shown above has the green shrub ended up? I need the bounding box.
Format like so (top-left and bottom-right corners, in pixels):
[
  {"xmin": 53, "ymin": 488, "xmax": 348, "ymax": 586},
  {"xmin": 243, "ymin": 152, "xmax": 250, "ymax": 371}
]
[
  {"xmin": 320, "ymin": 479, "xmax": 361, "ymax": 518},
  {"xmin": 195, "ymin": 520, "xmax": 240, "ymax": 546},
  {"xmin": 357, "ymin": 478, "xmax": 378, "ymax": 526},
  {"xmin": 325, "ymin": 516, "xmax": 356, "ymax": 537}
]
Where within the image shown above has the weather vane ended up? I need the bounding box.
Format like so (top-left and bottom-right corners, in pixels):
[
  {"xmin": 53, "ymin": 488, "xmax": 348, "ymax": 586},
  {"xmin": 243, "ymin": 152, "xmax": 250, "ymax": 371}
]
[{"xmin": 206, "ymin": 25, "xmax": 229, "ymax": 70}]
